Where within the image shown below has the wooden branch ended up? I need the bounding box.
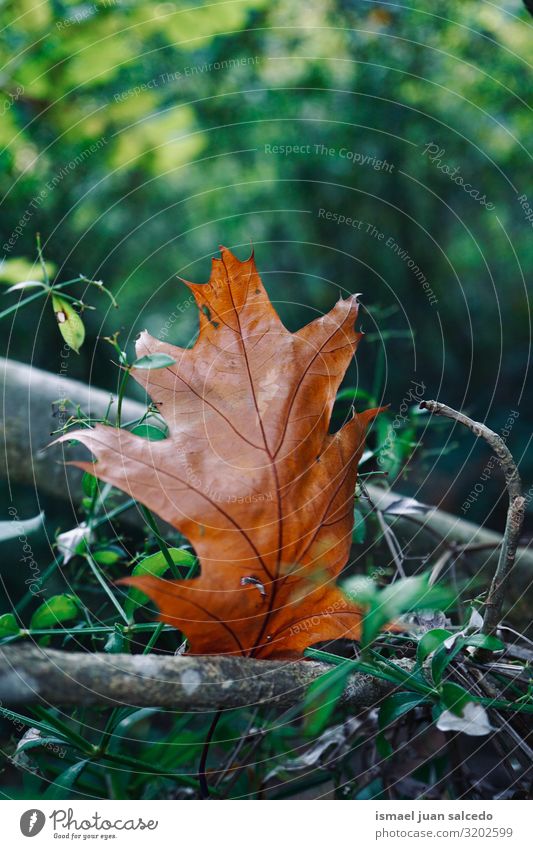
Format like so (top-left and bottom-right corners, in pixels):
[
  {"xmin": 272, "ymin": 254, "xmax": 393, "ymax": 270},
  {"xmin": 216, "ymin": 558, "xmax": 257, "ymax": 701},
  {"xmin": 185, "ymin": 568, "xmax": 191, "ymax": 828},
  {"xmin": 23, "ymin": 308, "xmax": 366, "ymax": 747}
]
[
  {"xmin": 0, "ymin": 356, "xmax": 142, "ymax": 510},
  {"xmin": 0, "ymin": 645, "xmax": 393, "ymax": 710},
  {"xmin": 2, "ymin": 357, "xmax": 531, "ymax": 574},
  {"xmin": 420, "ymin": 400, "xmax": 525, "ymax": 636}
]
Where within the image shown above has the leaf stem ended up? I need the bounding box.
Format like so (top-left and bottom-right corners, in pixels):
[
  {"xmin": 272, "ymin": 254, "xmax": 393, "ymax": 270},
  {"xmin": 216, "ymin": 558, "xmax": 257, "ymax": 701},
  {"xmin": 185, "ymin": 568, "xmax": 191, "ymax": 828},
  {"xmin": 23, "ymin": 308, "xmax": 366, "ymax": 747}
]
[
  {"xmin": 84, "ymin": 550, "xmax": 129, "ymax": 624},
  {"xmin": 139, "ymin": 505, "xmax": 182, "ymax": 579}
]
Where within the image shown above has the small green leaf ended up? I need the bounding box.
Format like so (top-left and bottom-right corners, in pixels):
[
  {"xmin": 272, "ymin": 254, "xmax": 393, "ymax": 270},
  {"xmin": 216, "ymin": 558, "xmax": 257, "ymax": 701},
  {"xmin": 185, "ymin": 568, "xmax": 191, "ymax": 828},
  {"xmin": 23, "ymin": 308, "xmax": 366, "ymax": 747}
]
[
  {"xmin": 125, "ymin": 548, "xmax": 196, "ymax": 617},
  {"xmin": 15, "ymin": 735, "xmax": 69, "ymax": 758},
  {"xmin": 431, "ymin": 638, "xmax": 464, "ymax": 685},
  {"xmin": 92, "ymin": 546, "xmax": 124, "ymax": 566},
  {"xmin": 6, "ymin": 280, "xmax": 48, "ymax": 293},
  {"xmin": 0, "ymin": 256, "xmax": 56, "ymax": 284},
  {"xmin": 336, "ymin": 387, "xmax": 373, "ymax": 403},
  {"xmin": 380, "ymin": 575, "xmax": 453, "ymax": 617},
  {"xmin": 342, "ymin": 575, "xmax": 378, "ymax": 605},
  {"xmin": 113, "ymin": 708, "xmax": 159, "ymax": 737},
  {"xmin": 81, "ymin": 472, "xmax": 98, "ymax": 498},
  {"xmin": 416, "ymin": 629, "xmax": 453, "ymax": 665},
  {"xmin": 51, "ymin": 294, "xmax": 85, "ymax": 353},
  {"xmin": 43, "ymin": 758, "xmax": 91, "ymax": 799},
  {"xmin": 0, "ymin": 612, "xmax": 20, "ymax": 638},
  {"xmin": 464, "ymin": 633, "xmax": 505, "ymax": 652},
  {"xmin": 30, "ymin": 594, "xmax": 81, "ymax": 630},
  {"xmin": 132, "ymin": 353, "xmax": 176, "ymax": 370},
  {"xmin": 441, "ymin": 682, "xmax": 473, "ymax": 716},
  {"xmin": 378, "ymin": 691, "xmax": 428, "ymax": 730},
  {"xmin": 360, "ymin": 575, "xmax": 454, "ymax": 648},
  {"xmin": 361, "ymin": 605, "xmax": 388, "ymax": 649},
  {"xmin": 303, "ymin": 661, "xmax": 353, "ymax": 737},
  {"xmin": 130, "ymin": 424, "xmax": 167, "ymax": 441},
  {"xmin": 105, "ymin": 624, "xmax": 128, "ymax": 653}
]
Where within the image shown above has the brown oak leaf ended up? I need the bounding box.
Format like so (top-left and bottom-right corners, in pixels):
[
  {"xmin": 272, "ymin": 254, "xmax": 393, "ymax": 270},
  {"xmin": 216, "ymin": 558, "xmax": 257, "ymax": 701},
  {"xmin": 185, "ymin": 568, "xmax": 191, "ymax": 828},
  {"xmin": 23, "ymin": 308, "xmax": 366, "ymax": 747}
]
[{"xmin": 58, "ymin": 247, "xmax": 380, "ymax": 658}]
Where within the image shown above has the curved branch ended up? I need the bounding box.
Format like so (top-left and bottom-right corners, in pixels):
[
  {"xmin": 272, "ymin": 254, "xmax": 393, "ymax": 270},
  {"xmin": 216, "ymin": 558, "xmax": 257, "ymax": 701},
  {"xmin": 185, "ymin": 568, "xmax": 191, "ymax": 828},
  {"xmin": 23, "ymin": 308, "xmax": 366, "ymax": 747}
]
[{"xmin": 420, "ymin": 400, "xmax": 525, "ymax": 636}]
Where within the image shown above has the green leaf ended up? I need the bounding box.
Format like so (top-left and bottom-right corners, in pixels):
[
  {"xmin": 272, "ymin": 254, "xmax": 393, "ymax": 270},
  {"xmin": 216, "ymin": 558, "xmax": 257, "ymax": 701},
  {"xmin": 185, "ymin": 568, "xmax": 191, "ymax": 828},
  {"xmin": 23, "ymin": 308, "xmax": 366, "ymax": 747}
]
[
  {"xmin": 30, "ymin": 594, "xmax": 81, "ymax": 630},
  {"xmin": 125, "ymin": 548, "xmax": 196, "ymax": 617},
  {"xmin": 92, "ymin": 545, "xmax": 125, "ymax": 566},
  {"xmin": 380, "ymin": 575, "xmax": 453, "ymax": 616},
  {"xmin": 132, "ymin": 353, "xmax": 176, "ymax": 370},
  {"xmin": 105, "ymin": 623, "xmax": 128, "ymax": 653},
  {"xmin": 51, "ymin": 294, "xmax": 85, "ymax": 353},
  {"xmin": 0, "ymin": 706, "xmax": 67, "ymax": 740},
  {"xmin": 416, "ymin": 629, "xmax": 453, "ymax": 665},
  {"xmin": 431, "ymin": 638, "xmax": 464, "ymax": 685},
  {"xmin": 341, "ymin": 575, "xmax": 378, "ymax": 605},
  {"xmin": 0, "ymin": 256, "xmax": 56, "ymax": 284},
  {"xmin": 0, "ymin": 612, "xmax": 20, "ymax": 638},
  {"xmin": 107, "ymin": 708, "xmax": 159, "ymax": 752},
  {"xmin": 376, "ymin": 415, "xmax": 413, "ymax": 479},
  {"xmin": 0, "ymin": 511, "xmax": 44, "ymax": 543},
  {"xmin": 360, "ymin": 575, "xmax": 454, "ymax": 648},
  {"xmin": 369, "ymin": 653, "xmax": 434, "ymax": 695},
  {"xmin": 361, "ymin": 605, "xmax": 388, "ymax": 649},
  {"xmin": 336, "ymin": 387, "xmax": 373, "ymax": 402},
  {"xmin": 378, "ymin": 691, "xmax": 428, "ymax": 730},
  {"xmin": 302, "ymin": 661, "xmax": 353, "ymax": 736},
  {"xmin": 15, "ymin": 735, "xmax": 70, "ymax": 757},
  {"xmin": 114, "ymin": 707, "xmax": 158, "ymax": 736},
  {"xmin": 43, "ymin": 758, "xmax": 91, "ymax": 799},
  {"xmin": 82, "ymin": 472, "xmax": 98, "ymax": 498},
  {"xmin": 440, "ymin": 682, "xmax": 473, "ymax": 716},
  {"xmin": 5, "ymin": 280, "xmax": 48, "ymax": 293},
  {"xmin": 463, "ymin": 633, "xmax": 505, "ymax": 652},
  {"xmin": 129, "ymin": 424, "xmax": 167, "ymax": 441}
]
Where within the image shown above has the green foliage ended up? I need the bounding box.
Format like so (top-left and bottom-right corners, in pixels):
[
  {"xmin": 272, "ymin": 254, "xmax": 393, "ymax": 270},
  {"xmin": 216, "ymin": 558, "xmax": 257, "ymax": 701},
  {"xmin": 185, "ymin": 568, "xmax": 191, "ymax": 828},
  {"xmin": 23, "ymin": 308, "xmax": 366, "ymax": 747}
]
[
  {"xmin": 344, "ymin": 572, "xmax": 455, "ymax": 648},
  {"xmin": 378, "ymin": 692, "xmax": 429, "ymax": 730},
  {"xmin": 0, "ymin": 612, "xmax": 20, "ymax": 638},
  {"xmin": 416, "ymin": 628, "xmax": 452, "ymax": 665},
  {"xmin": 125, "ymin": 548, "xmax": 197, "ymax": 617},
  {"xmin": 30, "ymin": 594, "xmax": 81, "ymax": 630},
  {"xmin": 302, "ymin": 661, "xmax": 354, "ymax": 737},
  {"xmin": 51, "ymin": 294, "xmax": 85, "ymax": 353}
]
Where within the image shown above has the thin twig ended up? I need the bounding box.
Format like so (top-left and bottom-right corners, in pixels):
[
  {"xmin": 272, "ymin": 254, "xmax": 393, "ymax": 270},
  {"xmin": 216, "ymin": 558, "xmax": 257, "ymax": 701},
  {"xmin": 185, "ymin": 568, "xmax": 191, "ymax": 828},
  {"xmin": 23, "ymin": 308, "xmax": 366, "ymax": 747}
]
[
  {"xmin": 420, "ymin": 400, "xmax": 525, "ymax": 639},
  {"xmin": 359, "ymin": 483, "xmax": 406, "ymax": 578},
  {"xmin": 199, "ymin": 710, "xmax": 222, "ymax": 798}
]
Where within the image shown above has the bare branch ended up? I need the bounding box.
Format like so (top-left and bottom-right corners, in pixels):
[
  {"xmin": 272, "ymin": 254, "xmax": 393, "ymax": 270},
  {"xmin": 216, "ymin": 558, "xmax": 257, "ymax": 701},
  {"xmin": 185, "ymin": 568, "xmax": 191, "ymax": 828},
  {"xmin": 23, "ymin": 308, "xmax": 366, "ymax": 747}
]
[{"xmin": 0, "ymin": 645, "xmax": 393, "ymax": 710}]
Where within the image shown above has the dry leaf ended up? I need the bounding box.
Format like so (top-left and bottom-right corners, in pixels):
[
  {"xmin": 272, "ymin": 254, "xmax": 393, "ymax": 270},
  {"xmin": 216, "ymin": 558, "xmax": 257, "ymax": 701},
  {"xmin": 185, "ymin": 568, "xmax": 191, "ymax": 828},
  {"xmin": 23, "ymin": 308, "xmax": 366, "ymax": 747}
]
[{"xmin": 58, "ymin": 247, "xmax": 380, "ymax": 658}]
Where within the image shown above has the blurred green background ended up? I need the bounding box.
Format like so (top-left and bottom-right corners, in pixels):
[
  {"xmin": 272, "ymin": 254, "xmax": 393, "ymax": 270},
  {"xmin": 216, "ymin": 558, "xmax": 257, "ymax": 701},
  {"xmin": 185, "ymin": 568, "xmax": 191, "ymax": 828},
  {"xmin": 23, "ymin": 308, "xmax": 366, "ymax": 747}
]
[{"xmin": 1, "ymin": 0, "xmax": 531, "ymax": 526}]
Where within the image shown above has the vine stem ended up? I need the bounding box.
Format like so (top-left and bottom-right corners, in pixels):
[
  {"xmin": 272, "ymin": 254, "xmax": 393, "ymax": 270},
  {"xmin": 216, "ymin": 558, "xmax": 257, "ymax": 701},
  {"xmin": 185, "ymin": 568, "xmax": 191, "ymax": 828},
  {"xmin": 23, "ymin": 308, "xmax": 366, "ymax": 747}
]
[
  {"xmin": 198, "ymin": 710, "xmax": 222, "ymax": 799},
  {"xmin": 419, "ymin": 400, "xmax": 525, "ymax": 640}
]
